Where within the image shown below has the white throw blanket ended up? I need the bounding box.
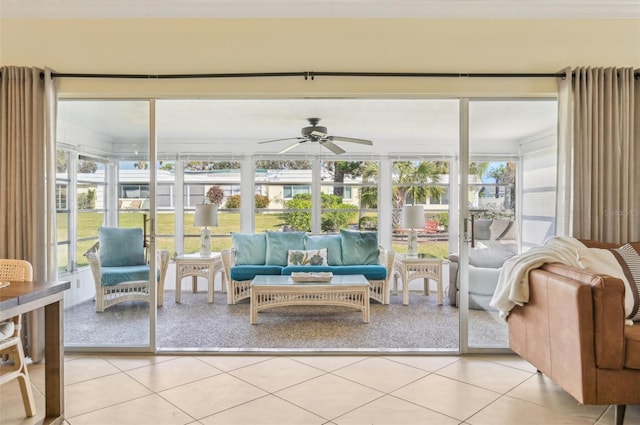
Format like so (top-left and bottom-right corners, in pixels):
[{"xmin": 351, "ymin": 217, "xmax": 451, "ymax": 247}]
[{"xmin": 489, "ymin": 236, "xmax": 586, "ymax": 320}]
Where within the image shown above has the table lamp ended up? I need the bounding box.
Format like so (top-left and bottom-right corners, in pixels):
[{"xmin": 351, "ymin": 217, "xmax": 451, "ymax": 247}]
[
  {"xmin": 194, "ymin": 204, "xmax": 218, "ymax": 256},
  {"xmin": 403, "ymin": 205, "xmax": 424, "ymax": 258}
]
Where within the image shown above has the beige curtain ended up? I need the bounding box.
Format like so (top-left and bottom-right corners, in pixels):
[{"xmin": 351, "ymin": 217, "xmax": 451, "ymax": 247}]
[
  {"xmin": 558, "ymin": 67, "xmax": 640, "ymax": 244},
  {"xmin": 0, "ymin": 66, "xmax": 57, "ymax": 360}
]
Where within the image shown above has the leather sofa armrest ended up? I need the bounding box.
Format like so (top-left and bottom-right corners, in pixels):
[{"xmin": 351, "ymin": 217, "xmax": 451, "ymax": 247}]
[
  {"xmin": 514, "ymin": 264, "xmax": 626, "ymax": 370},
  {"xmin": 541, "ymin": 262, "xmax": 626, "ymax": 368}
]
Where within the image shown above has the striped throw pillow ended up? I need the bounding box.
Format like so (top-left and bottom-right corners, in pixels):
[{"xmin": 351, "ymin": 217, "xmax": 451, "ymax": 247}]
[{"xmin": 611, "ymin": 243, "xmax": 640, "ymax": 322}]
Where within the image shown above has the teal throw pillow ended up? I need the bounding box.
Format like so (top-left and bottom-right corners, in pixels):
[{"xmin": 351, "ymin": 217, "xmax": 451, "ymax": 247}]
[
  {"xmin": 340, "ymin": 230, "xmax": 379, "ymax": 265},
  {"xmin": 265, "ymin": 231, "xmax": 305, "ymax": 266},
  {"xmin": 232, "ymin": 233, "xmax": 267, "ymax": 265},
  {"xmin": 99, "ymin": 227, "xmax": 146, "ymax": 267},
  {"xmin": 305, "ymin": 234, "xmax": 343, "ymax": 266}
]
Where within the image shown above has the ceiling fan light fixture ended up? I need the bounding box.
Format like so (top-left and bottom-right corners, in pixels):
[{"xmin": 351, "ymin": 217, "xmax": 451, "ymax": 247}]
[{"xmin": 259, "ymin": 117, "xmax": 372, "ymax": 155}]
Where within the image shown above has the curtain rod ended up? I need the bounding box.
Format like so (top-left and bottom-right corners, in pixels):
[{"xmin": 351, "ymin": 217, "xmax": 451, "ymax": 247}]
[
  {"xmin": 44, "ymin": 70, "xmax": 567, "ymax": 80},
  {"xmin": 1, "ymin": 69, "xmax": 638, "ymax": 80}
]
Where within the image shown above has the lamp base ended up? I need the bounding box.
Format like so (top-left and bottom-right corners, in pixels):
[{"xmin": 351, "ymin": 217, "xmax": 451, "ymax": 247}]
[
  {"xmin": 407, "ymin": 228, "xmax": 418, "ymax": 258},
  {"xmin": 200, "ymin": 227, "xmax": 211, "ymax": 256}
]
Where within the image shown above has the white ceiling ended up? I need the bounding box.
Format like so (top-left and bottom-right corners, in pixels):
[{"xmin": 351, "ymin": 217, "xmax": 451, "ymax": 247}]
[
  {"xmin": 57, "ymin": 98, "xmax": 558, "ymax": 157},
  {"xmin": 1, "ymin": 0, "xmax": 638, "ymax": 19}
]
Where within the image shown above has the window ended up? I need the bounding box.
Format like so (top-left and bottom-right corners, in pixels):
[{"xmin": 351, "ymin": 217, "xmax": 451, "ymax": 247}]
[
  {"xmin": 182, "ymin": 160, "xmax": 240, "ymax": 254},
  {"xmin": 469, "ymin": 161, "xmax": 516, "ymax": 220},
  {"xmin": 76, "ymin": 156, "xmax": 108, "ymax": 268},
  {"xmin": 283, "ymin": 185, "xmax": 310, "ymax": 199},
  {"xmin": 320, "ymin": 160, "xmax": 378, "ymax": 232},
  {"xmin": 56, "ymin": 149, "xmax": 71, "ymax": 272},
  {"xmin": 255, "ymin": 160, "xmax": 312, "ymax": 232},
  {"xmin": 391, "ymin": 159, "xmax": 450, "ymax": 256}
]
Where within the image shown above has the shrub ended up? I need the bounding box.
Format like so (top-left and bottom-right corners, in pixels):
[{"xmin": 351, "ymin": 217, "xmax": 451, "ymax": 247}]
[
  {"xmin": 77, "ymin": 189, "xmax": 96, "ymax": 209},
  {"xmin": 206, "ymin": 185, "xmax": 224, "ymax": 205},
  {"xmin": 283, "ymin": 193, "xmax": 357, "ymax": 232},
  {"xmin": 224, "ymin": 194, "xmax": 270, "ymax": 209},
  {"xmin": 255, "ymin": 194, "xmax": 270, "ymax": 209}
]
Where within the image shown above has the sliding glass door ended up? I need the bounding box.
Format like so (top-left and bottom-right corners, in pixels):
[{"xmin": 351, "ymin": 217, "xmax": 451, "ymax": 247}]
[
  {"xmin": 59, "ymin": 99, "xmax": 156, "ymax": 351},
  {"xmin": 57, "ymin": 96, "xmax": 558, "ymax": 354},
  {"xmin": 459, "ymin": 99, "xmax": 558, "ymax": 351}
]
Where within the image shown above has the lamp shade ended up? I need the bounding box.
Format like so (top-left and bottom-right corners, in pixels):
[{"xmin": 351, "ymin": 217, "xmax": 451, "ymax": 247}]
[
  {"xmin": 403, "ymin": 205, "xmax": 424, "ymax": 229},
  {"xmin": 194, "ymin": 204, "xmax": 218, "ymax": 227}
]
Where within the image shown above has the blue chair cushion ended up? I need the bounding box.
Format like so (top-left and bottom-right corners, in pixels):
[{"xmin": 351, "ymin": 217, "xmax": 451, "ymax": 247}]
[
  {"xmin": 340, "ymin": 230, "xmax": 379, "ymax": 265},
  {"xmin": 101, "ymin": 265, "xmax": 150, "ymax": 287},
  {"xmin": 99, "ymin": 227, "xmax": 146, "ymax": 267},
  {"xmin": 230, "ymin": 265, "xmax": 283, "ymax": 281},
  {"xmin": 281, "ymin": 265, "xmax": 387, "ymax": 281},
  {"xmin": 304, "ymin": 234, "xmax": 343, "ymax": 266},
  {"xmin": 232, "ymin": 233, "xmax": 267, "ymax": 265},
  {"xmin": 265, "ymin": 231, "xmax": 305, "ymax": 266}
]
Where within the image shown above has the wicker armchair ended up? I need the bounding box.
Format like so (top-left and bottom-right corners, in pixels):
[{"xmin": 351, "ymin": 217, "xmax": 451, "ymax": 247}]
[
  {"xmin": 84, "ymin": 227, "xmax": 170, "ymax": 312},
  {"xmin": 0, "ymin": 259, "xmax": 36, "ymax": 417}
]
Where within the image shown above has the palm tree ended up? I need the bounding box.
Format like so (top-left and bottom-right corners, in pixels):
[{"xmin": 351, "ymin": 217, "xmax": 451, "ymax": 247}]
[{"xmin": 360, "ymin": 161, "xmax": 444, "ymax": 228}]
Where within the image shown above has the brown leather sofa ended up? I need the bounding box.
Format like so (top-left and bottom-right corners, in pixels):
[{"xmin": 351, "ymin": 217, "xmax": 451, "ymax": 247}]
[{"xmin": 507, "ymin": 241, "xmax": 640, "ymax": 425}]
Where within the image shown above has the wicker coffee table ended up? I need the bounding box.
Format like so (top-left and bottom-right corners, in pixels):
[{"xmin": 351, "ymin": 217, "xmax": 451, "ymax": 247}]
[{"xmin": 249, "ymin": 274, "xmax": 370, "ymax": 324}]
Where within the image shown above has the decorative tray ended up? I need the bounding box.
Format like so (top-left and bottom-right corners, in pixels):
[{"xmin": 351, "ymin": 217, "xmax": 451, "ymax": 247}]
[{"xmin": 290, "ymin": 272, "xmax": 334, "ymax": 282}]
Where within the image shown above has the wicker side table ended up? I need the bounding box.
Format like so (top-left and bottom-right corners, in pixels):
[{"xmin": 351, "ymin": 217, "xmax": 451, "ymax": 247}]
[
  {"xmin": 175, "ymin": 253, "xmax": 226, "ymax": 303},
  {"xmin": 393, "ymin": 253, "xmax": 444, "ymax": 306}
]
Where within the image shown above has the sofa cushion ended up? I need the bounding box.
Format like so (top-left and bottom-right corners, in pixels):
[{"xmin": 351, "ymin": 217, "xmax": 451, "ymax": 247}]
[
  {"xmin": 474, "ymin": 220, "xmax": 493, "ymax": 240},
  {"xmin": 99, "ymin": 227, "xmax": 146, "ymax": 267},
  {"xmin": 0, "ymin": 320, "xmax": 15, "ymax": 340},
  {"xmin": 340, "ymin": 230, "xmax": 378, "ymax": 265},
  {"xmin": 287, "ymin": 249, "xmax": 328, "ymax": 266},
  {"xmin": 101, "ymin": 265, "xmax": 150, "ymax": 286},
  {"xmin": 281, "ymin": 265, "xmax": 387, "ymax": 281},
  {"xmin": 625, "ymin": 325, "xmax": 640, "ymax": 369},
  {"xmin": 232, "ymin": 233, "xmax": 266, "ymax": 265},
  {"xmin": 265, "ymin": 231, "xmax": 305, "ymax": 266},
  {"xmin": 469, "ymin": 240, "xmax": 518, "ymax": 268},
  {"xmin": 467, "ymin": 265, "xmax": 502, "ymax": 295},
  {"xmin": 304, "ymin": 234, "xmax": 343, "ymax": 266},
  {"xmin": 490, "ymin": 219, "xmax": 517, "ymax": 240},
  {"xmin": 230, "ymin": 265, "xmax": 283, "ymax": 281}
]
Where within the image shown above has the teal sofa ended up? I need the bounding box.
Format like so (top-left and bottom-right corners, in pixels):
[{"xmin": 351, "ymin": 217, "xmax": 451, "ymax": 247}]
[{"xmin": 221, "ymin": 230, "xmax": 394, "ymax": 305}]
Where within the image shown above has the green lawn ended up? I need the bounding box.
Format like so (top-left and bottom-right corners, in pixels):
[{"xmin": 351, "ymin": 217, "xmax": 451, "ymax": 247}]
[{"xmin": 62, "ymin": 211, "xmax": 449, "ymax": 270}]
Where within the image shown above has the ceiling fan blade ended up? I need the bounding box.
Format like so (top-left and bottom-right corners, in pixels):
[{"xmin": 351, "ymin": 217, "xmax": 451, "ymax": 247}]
[
  {"xmin": 320, "ymin": 140, "xmax": 346, "ymax": 155},
  {"xmin": 310, "ymin": 130, "xmax": 327, "ymax": 138},
  {"xmin": 328, "ymin": 136, "xmax": 373, "ymax": 145},
  {"xmin": 278, "ymin": 141, "xmax": 305, "ymax": 154},
  {"xmin": 259, "ymin": 137, "xmax": 305, "ymax": 144}
]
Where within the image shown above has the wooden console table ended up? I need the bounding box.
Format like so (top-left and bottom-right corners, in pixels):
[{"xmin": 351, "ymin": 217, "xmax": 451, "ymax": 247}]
[{"xmin": 0, "ymin": 279, "xmax": 70, "ymax": 425}]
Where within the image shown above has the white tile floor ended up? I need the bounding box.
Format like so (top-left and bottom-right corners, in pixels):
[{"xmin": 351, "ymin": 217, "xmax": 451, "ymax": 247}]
[{"xmin": 1, "ymin": 354, "xmax": 639, "ymax": 425}]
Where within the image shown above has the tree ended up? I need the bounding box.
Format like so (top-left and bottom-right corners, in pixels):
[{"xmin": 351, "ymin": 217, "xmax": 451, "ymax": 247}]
[
  {"xmin": 185, "ymin": 161, "xmax": 241, "ymax": 171},
  {"xmin": 206, "ymin": 185, "xmax": 224, "ymax": 205},
  {"xmin": 77, "ymin": 160, "xmax": 97, "ymax": 173},
  {"xmin": 77, "ymin": 188, "xmax": 95, "ymax": 209},
  {"xmin": 283, "ymin": 193, "xmax": 357, "ymax": 232},
  {"xmin": 255, "ymin": 160, "xmax": 311, "ymax": 170},
  {"xmin": 56, "ymin": 150, "xmax": 68, "ymax": 173},
  {"xmin": 360, "ymin": 161, "xmax": 444, "ymax": 228},
  {"xmin": 486, "ymin": 162, "xmax": 515, "ymax": 209},
  {"xmin": 323, "ymin": 161, "xmax": 365, "ymax": 197}
]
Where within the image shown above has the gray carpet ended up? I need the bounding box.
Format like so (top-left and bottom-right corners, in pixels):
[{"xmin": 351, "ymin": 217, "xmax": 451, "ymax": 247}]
[{"xmin": 64, "ymin": 289, "xmax": 508, "ymax": 351}]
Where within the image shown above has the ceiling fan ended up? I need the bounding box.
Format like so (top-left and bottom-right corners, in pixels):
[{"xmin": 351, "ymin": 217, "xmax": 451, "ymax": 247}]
[{"xmin": 258, "ymin": 117, "xmax": 373, "ymax": 155}]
